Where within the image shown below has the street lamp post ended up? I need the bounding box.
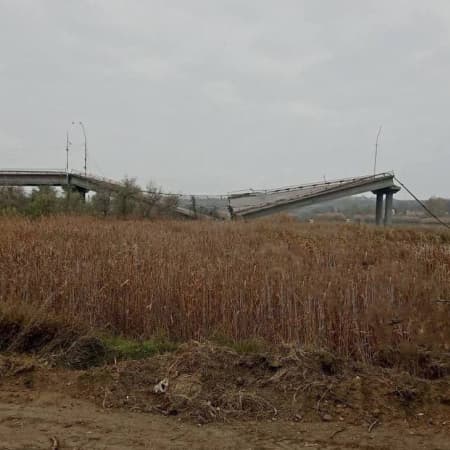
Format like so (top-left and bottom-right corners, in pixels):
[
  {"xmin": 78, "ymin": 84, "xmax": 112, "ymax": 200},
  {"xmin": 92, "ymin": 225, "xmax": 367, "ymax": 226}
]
[
  {"xmin": 80, "ymin": 121, "xmax": 87, "ymax": 176},
  {"xmin": 65, "ymin": 130, "xmax": 71, "ymax": 186},
  {"xmin": 72, "ymin": 121, "xmax": 88, "ymax": 176},
  {"xmin": 65, "ymin": 130, "xmax": 70, "ymax": 173},
  {"xmin": 373, "ymin": 125, "xmax": 382, "ymax": 175}
]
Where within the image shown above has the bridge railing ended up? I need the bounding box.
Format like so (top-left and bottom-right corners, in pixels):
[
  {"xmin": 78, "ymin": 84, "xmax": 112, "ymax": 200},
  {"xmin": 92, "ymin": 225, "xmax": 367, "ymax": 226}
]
[{"xmin": 0, "ymin": 168, "xmax": 67, "ymax": 174}]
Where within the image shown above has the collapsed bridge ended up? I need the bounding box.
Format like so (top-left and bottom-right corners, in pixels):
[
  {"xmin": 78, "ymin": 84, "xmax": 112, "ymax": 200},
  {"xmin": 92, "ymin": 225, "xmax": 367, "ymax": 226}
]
[{"xmin": 0, "ymin": 169, "xmax": 400, "ymax": 224}]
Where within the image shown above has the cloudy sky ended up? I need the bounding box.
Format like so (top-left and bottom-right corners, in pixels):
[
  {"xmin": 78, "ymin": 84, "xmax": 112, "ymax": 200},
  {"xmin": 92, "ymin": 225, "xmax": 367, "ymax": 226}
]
[{"xmin": 1, "ymin": 1, "xmax": 449, "ymax": 197}]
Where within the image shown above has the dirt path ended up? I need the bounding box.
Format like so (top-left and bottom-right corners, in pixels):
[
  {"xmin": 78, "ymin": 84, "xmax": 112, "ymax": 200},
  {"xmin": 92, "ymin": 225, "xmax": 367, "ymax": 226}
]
[{"xmin": 0, "ymin": 389, "xmax": 449, "ymax": 450}]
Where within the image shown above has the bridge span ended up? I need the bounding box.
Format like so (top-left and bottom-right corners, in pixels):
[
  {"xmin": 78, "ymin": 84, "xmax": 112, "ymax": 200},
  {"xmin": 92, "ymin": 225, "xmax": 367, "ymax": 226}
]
[
  {"xmin": 228, "ymin": 172, "xmax": 400, "ymax": 225},
  {"xmin": 0, "ymin": 169, "xmax": 401, "ymax": 224},
  {"xmin": 0, "ymin": 169, "xmax": 119, "ymax": 196},
  {"xmin": 0, "ymin": 169, "xmax": 197, "ymax": 218}
]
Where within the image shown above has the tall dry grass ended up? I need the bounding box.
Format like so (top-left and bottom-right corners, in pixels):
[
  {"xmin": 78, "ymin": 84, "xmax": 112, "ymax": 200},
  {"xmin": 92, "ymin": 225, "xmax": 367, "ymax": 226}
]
[{"xmin": 0, "ymin": 216, "xmax": 449, "ymax": 360}]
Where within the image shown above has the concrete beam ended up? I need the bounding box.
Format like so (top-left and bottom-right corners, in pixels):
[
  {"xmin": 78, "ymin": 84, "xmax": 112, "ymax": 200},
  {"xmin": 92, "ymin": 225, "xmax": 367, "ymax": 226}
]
[{"xmin": 0, "ymin": 173, "xmax": 68, "ymax": 187}]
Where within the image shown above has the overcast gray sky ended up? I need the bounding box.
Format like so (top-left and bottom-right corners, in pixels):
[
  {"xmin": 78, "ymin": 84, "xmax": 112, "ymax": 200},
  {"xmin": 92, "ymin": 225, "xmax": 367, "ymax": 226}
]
[{"xmin": 1, "ymin": 1, "xmax": 449, "ymax": 197}]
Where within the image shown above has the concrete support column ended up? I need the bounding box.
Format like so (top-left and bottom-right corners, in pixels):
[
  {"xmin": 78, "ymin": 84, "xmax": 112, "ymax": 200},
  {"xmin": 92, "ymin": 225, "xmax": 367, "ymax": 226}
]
[
  {"xmin": 74, "ymin": 186, "xmax": 88, "ymax": 202},
  {"xmin": 384, "ymin": 192, "xmax": 393, "ymax": 226},
  {"xmin": 375, "ymin": 192, "xmax": 384, "ymax": 226}
]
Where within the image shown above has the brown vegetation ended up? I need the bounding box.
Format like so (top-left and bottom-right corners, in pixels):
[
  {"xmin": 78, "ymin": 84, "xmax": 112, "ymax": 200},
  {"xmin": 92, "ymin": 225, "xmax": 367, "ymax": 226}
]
[{"xmin": 0, "ymin": 216, "xmax": 449, "ymax": 362}]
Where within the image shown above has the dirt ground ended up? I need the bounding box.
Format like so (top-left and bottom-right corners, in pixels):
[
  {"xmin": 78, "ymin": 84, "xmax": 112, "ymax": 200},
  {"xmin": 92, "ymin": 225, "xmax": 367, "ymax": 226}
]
[
  {"xmin": 0, "ymin": 342, "xmax": 449, "ymax": 449},
  {"xmin": 1, "ymin": 391, "xmax": 449, "ymax": 450}
]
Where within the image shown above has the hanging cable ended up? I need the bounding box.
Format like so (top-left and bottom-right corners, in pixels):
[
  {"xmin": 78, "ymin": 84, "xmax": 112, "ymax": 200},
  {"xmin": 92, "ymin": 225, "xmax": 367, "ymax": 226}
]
[{"xmin": 394, "ymin": 176, "xmax": 450, "ymax": 229}]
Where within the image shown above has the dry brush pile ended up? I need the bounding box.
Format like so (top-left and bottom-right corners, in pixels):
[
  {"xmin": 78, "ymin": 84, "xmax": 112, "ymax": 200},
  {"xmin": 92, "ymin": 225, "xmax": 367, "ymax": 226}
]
[{"xmin": 0, "ymin": 216, "xmax": 449, "ymax": 361}]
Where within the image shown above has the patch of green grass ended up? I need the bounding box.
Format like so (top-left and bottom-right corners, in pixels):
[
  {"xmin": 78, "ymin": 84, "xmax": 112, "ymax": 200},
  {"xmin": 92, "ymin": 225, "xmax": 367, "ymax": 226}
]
[
  {"xmin": 210, "ymin": 332, "xmax": 268, "ymax": 354},
  {"xmin": 231, "ymin": 338, "xmax": 267, "ymax": 355},
  {"xmin": 102, "ymin": 336, "xmax": 178, "ymax": 361}
]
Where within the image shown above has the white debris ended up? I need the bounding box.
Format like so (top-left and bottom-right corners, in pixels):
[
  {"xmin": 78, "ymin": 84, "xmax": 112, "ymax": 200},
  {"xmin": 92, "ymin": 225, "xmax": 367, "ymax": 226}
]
[{"xmin": 153, "ymin": 378, "xmax": 169, "ymax": 394}]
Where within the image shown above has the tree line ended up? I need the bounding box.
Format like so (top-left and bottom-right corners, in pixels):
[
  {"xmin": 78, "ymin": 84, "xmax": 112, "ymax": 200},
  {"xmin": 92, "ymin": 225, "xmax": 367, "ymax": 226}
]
[{"xmin": 0, "ymin": 177, "xmax": 179, "ymax": 218}]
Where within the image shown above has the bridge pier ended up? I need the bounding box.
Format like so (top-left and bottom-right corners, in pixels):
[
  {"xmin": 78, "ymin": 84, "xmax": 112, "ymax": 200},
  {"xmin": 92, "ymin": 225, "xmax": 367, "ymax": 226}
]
[
  {"xmin": 384, "ymin": 191, "xmax": 394, "ymax": 226},
  {"xmin": 372, "ymin": 186, "xmax": 400, "ymax": 226},
  {"xmin": 375, "ymin": 192, "xmax": 384, "ymax": 226},
  {"xmin": 72, "ymin": 186, "xmax": 88, "ymax": 202}
]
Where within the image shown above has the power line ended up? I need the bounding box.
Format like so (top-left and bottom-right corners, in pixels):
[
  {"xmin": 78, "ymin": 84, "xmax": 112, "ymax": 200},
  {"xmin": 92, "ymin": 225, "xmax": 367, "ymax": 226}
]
[{"xmin": 394, "ymin": 176, "xmax": 450, "ymax": 229}]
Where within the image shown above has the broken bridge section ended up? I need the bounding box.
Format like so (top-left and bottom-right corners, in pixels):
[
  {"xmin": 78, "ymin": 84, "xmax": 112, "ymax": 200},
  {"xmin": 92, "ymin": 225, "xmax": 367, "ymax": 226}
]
[{"xmin": 228, "ymin": 172, "xmax": 401, "ymax": 225}]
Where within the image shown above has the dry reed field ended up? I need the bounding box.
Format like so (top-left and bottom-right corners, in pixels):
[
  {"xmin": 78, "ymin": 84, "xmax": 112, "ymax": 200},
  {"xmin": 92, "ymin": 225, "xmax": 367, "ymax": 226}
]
[{"xmin": 0, "ymin": 216, "xmax": 449, "ymax": 361}]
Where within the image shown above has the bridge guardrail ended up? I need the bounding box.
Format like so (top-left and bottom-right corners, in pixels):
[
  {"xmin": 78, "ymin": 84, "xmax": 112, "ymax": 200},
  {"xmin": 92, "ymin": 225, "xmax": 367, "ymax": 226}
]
[{"xmin": 0, "ymin": 168, "xmax": 67, "ymax": 174}]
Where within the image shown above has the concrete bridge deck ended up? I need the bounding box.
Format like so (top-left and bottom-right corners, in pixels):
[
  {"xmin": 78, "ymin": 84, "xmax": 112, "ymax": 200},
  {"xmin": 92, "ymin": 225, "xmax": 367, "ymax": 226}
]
[{"xmin": 0, "ymin": 169, "xmax": 401, "ymax": 224}]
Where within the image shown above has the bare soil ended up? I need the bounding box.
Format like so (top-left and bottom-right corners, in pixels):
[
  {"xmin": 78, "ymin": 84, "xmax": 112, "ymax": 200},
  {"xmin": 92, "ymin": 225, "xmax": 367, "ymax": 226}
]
[
  {"xmin": 1, "ymin": 392, "xmax": 449, "ymax": 450},
  {"xmin": 0, "ymin": 342, "xmax": 449, "ymax": 449}
]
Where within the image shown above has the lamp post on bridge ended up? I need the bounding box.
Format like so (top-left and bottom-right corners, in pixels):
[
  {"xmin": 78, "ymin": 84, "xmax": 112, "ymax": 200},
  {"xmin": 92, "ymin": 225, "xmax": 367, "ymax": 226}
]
[
  {"xmin": 373, "ymin": 125, "xmax": 382, "ymax": 175},
  {"xmin": 72, "ymin": 121, "xmax": 88, "ymax": 176},
  {"xmin": 65, "ymin": 130, "xmax": 70, "ymax": 174},
  {"xmin": 65, "ymin": 130, "xmax": 72, "ymax": 186}
]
